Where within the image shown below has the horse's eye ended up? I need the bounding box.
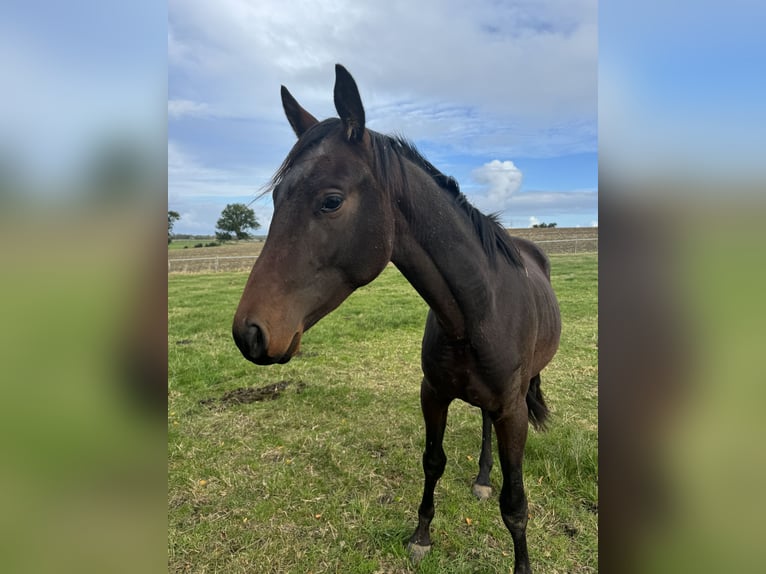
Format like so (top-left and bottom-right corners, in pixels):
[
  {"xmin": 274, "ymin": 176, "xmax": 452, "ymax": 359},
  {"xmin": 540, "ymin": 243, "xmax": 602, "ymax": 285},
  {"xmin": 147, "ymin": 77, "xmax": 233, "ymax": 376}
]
[{"xmin": 320, "ymin": 194, "xmax": 344, "ymax": 213}]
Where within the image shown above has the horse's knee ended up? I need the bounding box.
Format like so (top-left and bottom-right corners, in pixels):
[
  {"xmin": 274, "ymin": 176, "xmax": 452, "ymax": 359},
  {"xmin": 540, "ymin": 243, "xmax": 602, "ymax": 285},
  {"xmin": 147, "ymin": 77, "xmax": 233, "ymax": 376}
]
[
  {"xmin": 423, "ymin": 448, "xmax": 446, "ymax": 478},
  {"xmin": 499, "ymin": 489, "xmax": 528, "ymax": 535},
  {"xmin": 502, "ymin": 510, "xmax": 528, "ymax": 537}
]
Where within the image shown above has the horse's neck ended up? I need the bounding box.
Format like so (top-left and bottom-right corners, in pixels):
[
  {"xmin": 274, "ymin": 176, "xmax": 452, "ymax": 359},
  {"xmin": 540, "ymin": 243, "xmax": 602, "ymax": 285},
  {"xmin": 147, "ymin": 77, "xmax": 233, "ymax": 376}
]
[{"xmin": 390, "ymin": 168, "xmax": 497, "ymax": 341}]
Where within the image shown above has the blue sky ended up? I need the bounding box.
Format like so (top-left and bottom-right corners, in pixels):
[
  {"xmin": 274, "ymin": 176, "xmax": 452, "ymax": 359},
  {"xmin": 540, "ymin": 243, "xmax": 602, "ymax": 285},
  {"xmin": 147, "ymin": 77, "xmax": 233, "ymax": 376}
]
[
  {"xmin": 169, "ymin": 0, "xmax": 598, "ymax": 234},
  {"xmin": 2, "ymin": 0, "xmax": 761, "ymax": 231}
]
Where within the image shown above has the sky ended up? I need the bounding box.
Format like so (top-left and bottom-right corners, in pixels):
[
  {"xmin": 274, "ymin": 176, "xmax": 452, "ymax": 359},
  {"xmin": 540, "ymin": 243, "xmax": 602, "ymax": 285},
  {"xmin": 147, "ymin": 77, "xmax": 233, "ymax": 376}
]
[{"xmin": 168, "ymin": 0, "xmax": 598, "ymax": 234}]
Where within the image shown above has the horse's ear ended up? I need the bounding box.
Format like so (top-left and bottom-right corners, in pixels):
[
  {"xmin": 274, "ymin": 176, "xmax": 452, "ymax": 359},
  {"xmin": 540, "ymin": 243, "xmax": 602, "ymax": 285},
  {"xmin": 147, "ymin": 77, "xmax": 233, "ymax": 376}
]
[
  {"xmin": 281, "ymin": 85, "xmax": 319, "ymax": 138},
  {"xmin": 333, "ymin": 64, "xmax": 365, "ymax": 142}
]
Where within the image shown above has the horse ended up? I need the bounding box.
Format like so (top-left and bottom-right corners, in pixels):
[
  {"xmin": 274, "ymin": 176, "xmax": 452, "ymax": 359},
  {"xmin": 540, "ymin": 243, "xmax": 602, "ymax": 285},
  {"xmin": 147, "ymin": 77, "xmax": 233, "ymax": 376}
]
[{"xmin": 232, "ymin": 64, "xmax": 561, "ymax": 574}]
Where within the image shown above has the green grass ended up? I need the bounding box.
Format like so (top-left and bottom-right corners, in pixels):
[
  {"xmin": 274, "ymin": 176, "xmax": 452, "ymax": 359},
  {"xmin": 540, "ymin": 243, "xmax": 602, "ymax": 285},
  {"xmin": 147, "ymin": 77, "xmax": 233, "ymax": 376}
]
[{"xmin": 169, "ymin": 254, "xmax": 597, "ymax": 573}]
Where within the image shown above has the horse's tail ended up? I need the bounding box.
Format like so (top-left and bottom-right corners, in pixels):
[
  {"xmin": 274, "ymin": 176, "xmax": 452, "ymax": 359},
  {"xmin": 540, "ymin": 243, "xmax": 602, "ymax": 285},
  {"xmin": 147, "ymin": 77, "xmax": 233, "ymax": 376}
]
[{"xmin": 526, "ymin": 374, "xmax": 550, "ymax": 431}]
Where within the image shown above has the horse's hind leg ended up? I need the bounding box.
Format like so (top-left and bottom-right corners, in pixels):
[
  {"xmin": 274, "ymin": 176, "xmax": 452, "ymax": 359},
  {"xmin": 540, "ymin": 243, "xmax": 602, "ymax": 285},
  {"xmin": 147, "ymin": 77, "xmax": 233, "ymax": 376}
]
[
  {"xmin": 493, "ymin": 395, "xmax": 533, "ymax": 574},
  {"xmin": 472, "ymin": 408, "xmax": 493, "ymax": 500},
  {"xmin": 407, "ymin": 378, "xmax": 451, "ymax": 563}
]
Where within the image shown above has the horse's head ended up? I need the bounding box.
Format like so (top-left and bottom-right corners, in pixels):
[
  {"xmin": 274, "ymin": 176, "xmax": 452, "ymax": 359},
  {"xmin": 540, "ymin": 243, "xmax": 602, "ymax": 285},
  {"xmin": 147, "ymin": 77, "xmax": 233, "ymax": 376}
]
[{"xmin": 232, "ymin": 65, "xmax": 395, "ymax": 365}]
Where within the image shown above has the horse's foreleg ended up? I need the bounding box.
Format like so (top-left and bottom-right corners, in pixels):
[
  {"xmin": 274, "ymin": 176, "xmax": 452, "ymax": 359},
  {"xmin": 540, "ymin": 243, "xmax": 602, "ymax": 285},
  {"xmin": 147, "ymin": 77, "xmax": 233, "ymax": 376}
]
[
  {"xmin": 472, "ymin": 408, "xmax": 494, "ymax": 500},
  {"xmin": 407, "ymin": 377, "xmax": 451, "ymax": 563}
]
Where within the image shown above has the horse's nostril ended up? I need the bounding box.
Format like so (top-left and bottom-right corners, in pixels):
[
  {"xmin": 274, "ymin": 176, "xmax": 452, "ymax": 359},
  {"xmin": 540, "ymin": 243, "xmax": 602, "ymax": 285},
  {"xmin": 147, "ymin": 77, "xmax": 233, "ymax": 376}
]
[
  {"xmin": 233, "ymin": 318, "xmax": 269, "ymax": 363},
  {"xmin": 247, "ymin": 322, "xmax": 263, "ymax": 352}
]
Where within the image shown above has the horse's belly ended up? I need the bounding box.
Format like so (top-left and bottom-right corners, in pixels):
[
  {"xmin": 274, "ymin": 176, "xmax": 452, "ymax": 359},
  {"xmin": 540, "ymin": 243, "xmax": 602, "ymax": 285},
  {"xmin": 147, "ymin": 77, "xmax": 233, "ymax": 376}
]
[{"xmin": 422, "ymin": 343, "xmax": 518, "ymax": 412}]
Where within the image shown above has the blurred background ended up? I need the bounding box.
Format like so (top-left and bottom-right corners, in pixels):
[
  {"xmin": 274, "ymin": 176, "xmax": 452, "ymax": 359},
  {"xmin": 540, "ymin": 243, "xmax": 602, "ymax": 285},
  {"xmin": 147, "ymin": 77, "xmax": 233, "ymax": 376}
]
[
  {"xmin": 600, "ymin": 0, "xmax": 766, "ymax": 572},
  {"xmin": 1, "ymin": 0, "xmax": 764, "ymax": 572},
  {"xmin": 0, "ymin": 1, "xmax": 166, "ymax": 573}
]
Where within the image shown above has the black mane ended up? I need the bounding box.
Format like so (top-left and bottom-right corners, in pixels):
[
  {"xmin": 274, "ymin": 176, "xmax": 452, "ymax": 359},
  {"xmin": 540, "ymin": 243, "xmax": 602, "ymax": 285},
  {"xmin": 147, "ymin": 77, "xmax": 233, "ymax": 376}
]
[
  {"xmin": 372, "ymin": 133, "xmax": 523, "ymax": 269},
  {"xmin": 271, "ymin": 118, "xmax": 523, "ymax": 269}
]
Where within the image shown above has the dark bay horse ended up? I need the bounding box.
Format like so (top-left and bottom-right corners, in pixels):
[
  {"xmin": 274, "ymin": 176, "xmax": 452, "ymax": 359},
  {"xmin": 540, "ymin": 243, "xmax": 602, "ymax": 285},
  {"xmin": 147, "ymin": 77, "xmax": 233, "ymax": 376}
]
[{"xmin": 233, "ymin": 65, "xmax": 561, "ymax": 574}]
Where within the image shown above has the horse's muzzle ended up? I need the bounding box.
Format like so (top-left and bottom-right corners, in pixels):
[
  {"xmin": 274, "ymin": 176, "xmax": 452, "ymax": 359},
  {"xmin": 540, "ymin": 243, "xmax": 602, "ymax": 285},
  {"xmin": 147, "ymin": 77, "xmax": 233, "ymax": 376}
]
[{"xmin": 232, "ymin": 320, "xmax": 298, "ymax": 365}]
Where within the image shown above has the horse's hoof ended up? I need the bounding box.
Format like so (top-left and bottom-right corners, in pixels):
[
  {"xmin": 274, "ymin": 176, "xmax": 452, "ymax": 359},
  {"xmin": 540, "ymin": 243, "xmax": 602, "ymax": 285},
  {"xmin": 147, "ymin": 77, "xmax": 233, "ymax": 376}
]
[
  {"xmin": 472, "ymin": 483, "xmax": 493, "ymax": 500},
  {"xmin": 407, "ymin": 542, "xmax": 432, "ymax": 564}
]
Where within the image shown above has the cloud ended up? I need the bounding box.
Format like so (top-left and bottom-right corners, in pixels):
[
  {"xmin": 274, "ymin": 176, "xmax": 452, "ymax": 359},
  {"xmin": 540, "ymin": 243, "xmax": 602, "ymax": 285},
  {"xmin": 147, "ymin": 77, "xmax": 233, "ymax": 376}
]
[
  {"xmin": 168, "ymin": 99, "xmax": 209, "ymax": 119},
  {"xmin": 503, "ymin": 189, "xmax": 597, "ymax": 214},
  {"xmin": 168, "ymin": 140, "xmax": 260, "ymax": 200},
  {"xmin": 529, "ymin": 216, "xmax": 540, "ymax": 227},
  {"xmin": 472, "ymin": 160, "xmax": 523, "ymax": 208},
  {"xmin": 168, "ymin": 0, "xmax": 597, "ymax": 157},
  {"xmin": 168, "ymin": 0, "xmax": 598, "ymax": 231},
  {"xmin": 467, "ymin": 187, "xmax": 597, "ymax": 227}
]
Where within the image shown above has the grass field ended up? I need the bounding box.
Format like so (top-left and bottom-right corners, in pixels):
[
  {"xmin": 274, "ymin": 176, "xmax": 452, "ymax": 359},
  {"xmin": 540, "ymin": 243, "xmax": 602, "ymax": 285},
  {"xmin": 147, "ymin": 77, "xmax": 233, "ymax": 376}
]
[{"xmin": 168, "ymin": 253, "xmax": 598, "ymax": 573}]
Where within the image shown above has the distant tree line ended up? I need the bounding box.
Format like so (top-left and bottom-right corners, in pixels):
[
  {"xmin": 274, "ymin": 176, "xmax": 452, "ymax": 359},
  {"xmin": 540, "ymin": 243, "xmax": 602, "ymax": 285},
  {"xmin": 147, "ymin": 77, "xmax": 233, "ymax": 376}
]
[
  {"xmin": 171, "ymin": 233, "xmax": 217, "ymax": 240},
  {"xmin": 168, "ymin": 203, "xmax": 260, "ymax": 244},
  {"xmin": 532, "ymin": 222, "xmax": 557, "ymax": 228}
]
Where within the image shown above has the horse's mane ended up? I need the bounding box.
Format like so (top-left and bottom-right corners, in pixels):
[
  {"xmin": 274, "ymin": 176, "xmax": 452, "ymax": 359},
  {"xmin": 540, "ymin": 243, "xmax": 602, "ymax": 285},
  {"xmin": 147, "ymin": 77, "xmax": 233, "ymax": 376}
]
[
  {"xmin": 270, "ymin": 118, "xmax": 523, "ymax": 269},
  {"xmin": 371, "ymin": 132, "xmax": 523, "ymax": 269}
]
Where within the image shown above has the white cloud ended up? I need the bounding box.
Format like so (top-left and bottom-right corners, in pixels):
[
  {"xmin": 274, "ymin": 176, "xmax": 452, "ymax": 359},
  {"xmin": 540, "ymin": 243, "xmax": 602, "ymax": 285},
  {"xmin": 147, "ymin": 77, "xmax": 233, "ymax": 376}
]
[
  {"xmin": 502, "ymin": 189, "xmax": 597, "ymax": 213},
  {"xmin": 168, "ymin": 0, "xmax": 598, "ymax": 230},
  {"xmin": 529, "ymin": 216, "xmax": 540, "ymax": 227},
  {"xmin": 168, "ymin": 0, "xmax": 597, "ymax": 156},
  {"xmin": 168, "ymin": 99, "xmax": 209, "ymax": 119},
  {"xmin": 467, "ymin": 187, "xmax": 597, "ymax": 227},
  {"xmin": 168, "ymin": 140, "xmax": 261, "ymax": 199},
  {"xmin": 167, "ymin": 26, "xmax": 191, "ymax": 67},
  {"xmin": 472, "ymin": 160, "xmax": 523, "ymax": 208}
]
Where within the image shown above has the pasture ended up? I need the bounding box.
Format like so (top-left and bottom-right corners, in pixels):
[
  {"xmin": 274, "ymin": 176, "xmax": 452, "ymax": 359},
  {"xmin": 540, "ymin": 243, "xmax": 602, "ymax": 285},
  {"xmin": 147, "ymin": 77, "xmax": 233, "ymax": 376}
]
[{"xmin": 168, "ymin": 253, "xmax": 597, "ymax": 573}]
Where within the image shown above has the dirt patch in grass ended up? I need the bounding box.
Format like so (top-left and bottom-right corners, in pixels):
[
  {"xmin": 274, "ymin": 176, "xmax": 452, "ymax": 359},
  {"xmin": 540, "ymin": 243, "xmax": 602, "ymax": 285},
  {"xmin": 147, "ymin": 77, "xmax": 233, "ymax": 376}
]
[{"xmin": 199, "ymin": 380, "xmax": 307, "ymax": 407}]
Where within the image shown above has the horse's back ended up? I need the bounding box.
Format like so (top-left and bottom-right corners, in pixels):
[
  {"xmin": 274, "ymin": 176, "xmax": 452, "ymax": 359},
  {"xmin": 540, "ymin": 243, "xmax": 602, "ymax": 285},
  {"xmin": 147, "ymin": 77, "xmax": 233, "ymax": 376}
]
[{"xmin": 511, "ymin": 236, "xmax": 551, "ymax": 281}]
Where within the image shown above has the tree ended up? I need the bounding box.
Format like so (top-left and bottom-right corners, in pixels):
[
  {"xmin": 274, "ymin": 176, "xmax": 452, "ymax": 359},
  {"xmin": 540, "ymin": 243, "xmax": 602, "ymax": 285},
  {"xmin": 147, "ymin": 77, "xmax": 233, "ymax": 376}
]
[
  {"xmin": 168, "ymin": 210, "xmax": 180, "ymax": 243},
  {"xmin": 532, "ymin": 222, "xmax": 557, "ymax": 229},
  {"xmin": 216, "ymin": 203, "xmax": 259, "ymax": 241}
]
